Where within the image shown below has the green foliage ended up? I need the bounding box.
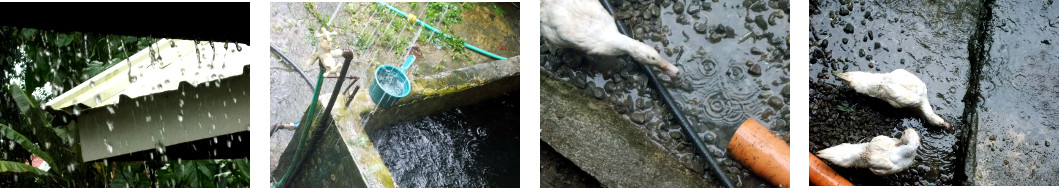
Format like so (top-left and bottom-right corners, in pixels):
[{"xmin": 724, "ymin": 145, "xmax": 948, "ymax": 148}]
[
  {"xmin": 0, "ymin": 27, "xmax": 247, "ymax": 187},
  {"xmin": 0, "ymin": 161, "xmax": 47, "ymax": 176},
  {"xmin": 492, "ymin": 4, "xmax": 505, "ymax": 17},
  {"xmin": 109, "ymin": 159, "xmax": 249, "ymax": 188},
  {"xmin": 418, "ymin": 2, "xmax": 469, "ymax": 53}
]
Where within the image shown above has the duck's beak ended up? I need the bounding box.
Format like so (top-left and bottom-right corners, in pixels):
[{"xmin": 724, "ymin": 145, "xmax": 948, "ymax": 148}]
[{"xmin": 661, "ymin": 61, "xmax": 680, "ymax": 77}]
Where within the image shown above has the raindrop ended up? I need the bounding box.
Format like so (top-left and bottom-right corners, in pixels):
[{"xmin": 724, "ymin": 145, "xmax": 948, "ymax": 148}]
[
  {"xmin": 107, "ymin": 106, "xmax": 115, "ymax": 114},
  {"xmin": 44, "ymin": 142, "xmax": 50, "ymax": 149},
  {"xmin": 232, "ymin": 98, "xmax": 237, "ymax": 103},
  {"xmin": 145, "ymin": 116, "xmax": 152, "ymax": 122},
  {"xmin": 103, "ymin": 159, "xmax": 108, "ymax": 167},
  {"xmin": 135, "ymin": 101, "xmax": 140, "ymax": 107},
  {"xmin": 208, "ymin": 112, "xmax": 212, "ymax": 118},
  {"xmin": 227, "ymin": 140, "xmax": 231, "ymax": 148},
  {"xmin": 179, "ymin": 99, "xmax": 184, "ymax": 107},
  {"xmin": 67, "ymin": 163, "xmax": 75, "ymax": 172},
  {"xmin": 213, "ymin": 137, "xmax": 218, "ymax": 144},
  {"xmin": 72, "ymin": 106, "xmax": 81, "ymax": 116},
  {"xmin": 178, "ymin": 115, "xmax": 183, "ymax": 122},
  {"xmin": 156, "ymin": 143, "xmax": 166, "ymax": 154},
  {"xmin": 105, "ymin": 139, "xmax": 113, "ymax": 153},
  {"xmin": 107, "ymin": 121, "xmax": 114, "ymax": 131}
]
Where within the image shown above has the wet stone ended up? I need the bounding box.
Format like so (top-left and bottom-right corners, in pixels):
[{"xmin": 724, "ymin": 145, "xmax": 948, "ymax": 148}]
[
  {"xmin": 649, "ymin": 4, "xmax": 660, "ymax": 18},
  {"xmin": 631, "ymin": 111, "xmax": 649, "ymax": 125},
  {"xmin": 672, "ymin": 0, "xmax": 684, "ymax": 14},
  {"xmin": 754, "ymin": 15, "xmax": 768, "ymax": 30},
  {"xmin": 675, "ymin": 15, "xmax": 689, "ymax": 25},
  {"xmin": 605, "ymin": 81, "xmax": 618, "ymax": 93},
  {"xmin": 751, "ymin": 46, "xmax": 764, "ymax": 55},
  {"xmin": 591, "ymin": 87, "xmax": 605, "ymax": 100},
  {"xmin": 843, "ymin": 23, "xmax": 855, "ymax": 34},
  {"xmin": 687, "ymin": 1, "xmax": 701, "ymax": 15},
  {"xmin": 768, "ymin": 96, "xmax": 784, "ymax": 109},
  {"xmin": 782, "ymin": 85, "xmax": 790, "ymax": 98},
  {"xmin": 750, "ymin": 2, "xmax": 768, "ymax": 12},
  {"xmin": 669, "ymin": 131, "xmax": 683, "ymax": 141},
  {"xmin": 749, "ymin": 65, "xmax": 762, "ymax": 76}
]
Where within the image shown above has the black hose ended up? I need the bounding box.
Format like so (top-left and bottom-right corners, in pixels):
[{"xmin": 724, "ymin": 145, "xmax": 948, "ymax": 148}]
[
  {"xmin": 270, "ymin": 44, "xmax": 316, "ymax": 89},
  {"xmin": 597, "ymin": 0, "xmax": 735, "ymax": 187},
  {"xmin": 280, "ymin": 50, "xmax": 355, "ymax": 188}
]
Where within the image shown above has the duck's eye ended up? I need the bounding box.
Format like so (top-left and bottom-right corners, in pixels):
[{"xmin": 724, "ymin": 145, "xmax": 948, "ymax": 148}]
[{"xmin": 651, "ymin": 57, "xmax": 656, "ymax": 60}]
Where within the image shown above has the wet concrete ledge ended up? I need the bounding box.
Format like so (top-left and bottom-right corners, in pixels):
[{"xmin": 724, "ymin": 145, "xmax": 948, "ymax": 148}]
[
  {"xmin": 541, "ymin": 71, "xmax": 713, "ymax": 188},
  {"xmin": 272, "ymin": 56, "xmax": 520, "ymax": 187},
  {"xmin": 363, "ymin": 56, "xmax": 521, "ymax": 132}
]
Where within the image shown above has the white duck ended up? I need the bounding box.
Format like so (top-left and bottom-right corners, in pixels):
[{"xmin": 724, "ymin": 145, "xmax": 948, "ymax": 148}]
[
  {"xmin": 540, "ymin": 0, "xmax": 680, "ymax": 77},
  {"xmin": 315, "ymin": 28, "xmax": 344, "ymax": 77},
  {"xmin": 836, "ymin": 69, "xmax": 951, "ymax": 129},
  {"xmin": 817, "ymin": 128, "xmax": 920, "ymax": 176}
]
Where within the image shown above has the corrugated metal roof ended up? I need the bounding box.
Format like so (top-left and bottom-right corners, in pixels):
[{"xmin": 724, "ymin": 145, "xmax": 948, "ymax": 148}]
[{"xmin": 45, "ymin": 39, "xmax": 249, "ymax": 112}]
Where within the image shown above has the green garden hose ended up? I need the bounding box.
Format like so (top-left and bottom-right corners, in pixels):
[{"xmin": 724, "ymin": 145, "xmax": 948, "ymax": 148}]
[{"xmin": 377, "ymin": 2, "xmax": 508, "ymax": 60}]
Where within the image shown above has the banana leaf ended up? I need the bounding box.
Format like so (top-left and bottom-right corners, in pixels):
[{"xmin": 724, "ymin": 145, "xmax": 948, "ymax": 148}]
[
  {"xmin": 0, "ymin": 160, "xmax": 48, "ymax": 176},
  {"xmin": 0, "ymin": 123, "xmax": 55, "ymax": 175}
]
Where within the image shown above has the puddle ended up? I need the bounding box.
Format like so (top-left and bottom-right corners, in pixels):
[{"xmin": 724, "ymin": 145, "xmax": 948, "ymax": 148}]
[
  {"xmin": 808, "ymin": 0, "xmax": 1059, "ymax": 185},
  {"xmin": 369, "ymin": 92, "xmax": 519, "ymax": 187},
  {"xmin": 541, "ymin": 0, "xmax": 789, "ymax": 187}
]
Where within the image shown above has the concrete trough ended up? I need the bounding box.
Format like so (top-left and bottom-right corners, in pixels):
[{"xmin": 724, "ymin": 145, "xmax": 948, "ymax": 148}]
[{"xmin": 271, "ymin": 56, "xmax": 519, "ymax": 187}]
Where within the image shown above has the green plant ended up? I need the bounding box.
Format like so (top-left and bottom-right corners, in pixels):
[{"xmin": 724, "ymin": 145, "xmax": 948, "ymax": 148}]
[
  {"xmin": 492, "ymin": 4, "xmax": 504, "ymax": 17},
  {"xmin": 433, "ymin": 64, "xmax": 446, "ymax": 72},
  {"xmin": 0, "ymin": 28, "xmax": 248, "ymax": 187}
]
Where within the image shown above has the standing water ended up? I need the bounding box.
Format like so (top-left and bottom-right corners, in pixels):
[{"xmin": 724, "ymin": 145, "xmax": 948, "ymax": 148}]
[
  {"xmin": 541, "ymin": 0, "xmax": 789, "ymax": 187},
  {"xmin": 377, "ymin": 68, "xmax": 408, "ymax": 95},
  {"xmin": 369, "ymin": 92, "xmax": 519, "ymax": 187}
]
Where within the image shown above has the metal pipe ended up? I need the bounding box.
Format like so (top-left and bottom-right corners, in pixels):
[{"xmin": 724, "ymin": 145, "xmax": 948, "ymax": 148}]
[
  {"xmin": 596, "ymin": 0, "xmax": 735, "ymax": 187},
  {"xmin": 279, "ymin": 50, "xmax": 355, "ymax": 188}
]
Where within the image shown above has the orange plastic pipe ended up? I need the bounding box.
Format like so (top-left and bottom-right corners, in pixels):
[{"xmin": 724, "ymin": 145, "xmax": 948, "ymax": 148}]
[
  {"xmin": 727, "ymin": 118, "xmax": 790, "ymax": 188},
  {"xmin": 809, "ymin": 152, "xmax": 854, "ymax": 186}
]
